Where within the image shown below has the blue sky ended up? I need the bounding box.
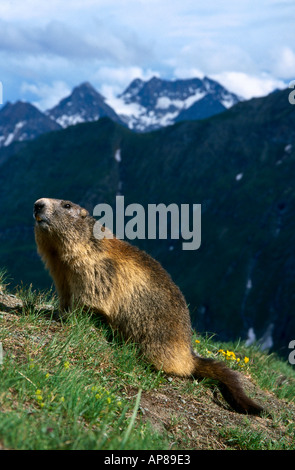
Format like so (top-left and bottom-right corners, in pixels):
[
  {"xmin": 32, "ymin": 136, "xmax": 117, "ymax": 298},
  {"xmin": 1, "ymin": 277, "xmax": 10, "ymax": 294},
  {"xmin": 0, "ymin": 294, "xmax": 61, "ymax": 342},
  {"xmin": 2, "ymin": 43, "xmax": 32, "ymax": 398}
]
[{"xmin": 0, "ymin": 0, "xmax": 294, "ymax": 109}]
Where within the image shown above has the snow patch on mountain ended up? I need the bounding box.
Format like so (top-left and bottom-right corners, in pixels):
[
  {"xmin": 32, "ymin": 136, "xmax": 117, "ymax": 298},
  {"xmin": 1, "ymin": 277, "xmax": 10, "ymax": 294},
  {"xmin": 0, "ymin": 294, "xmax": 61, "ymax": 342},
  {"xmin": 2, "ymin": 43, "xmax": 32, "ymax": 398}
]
[
  {"xmin": 114, "ymin": 149, "xmax": 122, "ymax": 162},
  {"xmin": 110, "ymin": 76, "xmax": 241, "ymax": 132},
  {"xmin": 47, "ymin": 82, "xmax": 123, "ymax": 129},
  {"xmin": 0, "ymin": 101, "xmax": 61, "ymax": 148},
  {"xmin": 155, "ymin": 91, "xmax": 206, "ymax": 110},
  {"xmin": 56, "ymin": 113, "xmax": 99, "ymax": 128}
]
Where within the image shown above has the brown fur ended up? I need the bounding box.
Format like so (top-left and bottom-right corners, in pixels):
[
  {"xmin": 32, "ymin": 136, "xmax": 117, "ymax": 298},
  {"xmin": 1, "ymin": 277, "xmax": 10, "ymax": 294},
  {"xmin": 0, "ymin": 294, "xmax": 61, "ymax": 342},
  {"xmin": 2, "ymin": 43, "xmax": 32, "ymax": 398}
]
[{"xmin": 34, "ymin": 198, "xmax": 265, "ymax": 415}]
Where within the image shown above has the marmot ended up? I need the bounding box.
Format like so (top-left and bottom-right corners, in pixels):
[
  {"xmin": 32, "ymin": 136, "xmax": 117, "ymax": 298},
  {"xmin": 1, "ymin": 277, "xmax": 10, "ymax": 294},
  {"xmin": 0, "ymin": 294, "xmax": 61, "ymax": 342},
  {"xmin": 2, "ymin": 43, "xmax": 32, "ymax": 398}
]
[{"xmin": 34, "ymin": 197, "xmax": 265, "ymax": 415}]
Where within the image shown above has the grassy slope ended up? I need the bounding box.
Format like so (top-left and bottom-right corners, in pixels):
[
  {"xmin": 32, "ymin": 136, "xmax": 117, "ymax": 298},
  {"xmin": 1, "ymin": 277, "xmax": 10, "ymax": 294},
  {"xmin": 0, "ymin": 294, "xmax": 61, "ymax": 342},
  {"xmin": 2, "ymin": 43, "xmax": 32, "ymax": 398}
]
[{"xmin": 0, "ymin": 275, "xmax": 294, "ymax": 451}]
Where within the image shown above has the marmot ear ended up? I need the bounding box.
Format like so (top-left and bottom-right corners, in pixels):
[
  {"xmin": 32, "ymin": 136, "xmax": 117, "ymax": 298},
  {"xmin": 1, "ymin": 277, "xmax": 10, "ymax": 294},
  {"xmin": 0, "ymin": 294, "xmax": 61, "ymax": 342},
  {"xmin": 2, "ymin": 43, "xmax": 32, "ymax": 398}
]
[{"xmin": 80, "ymin": 208, "xmax": 88, "ymax": 218}]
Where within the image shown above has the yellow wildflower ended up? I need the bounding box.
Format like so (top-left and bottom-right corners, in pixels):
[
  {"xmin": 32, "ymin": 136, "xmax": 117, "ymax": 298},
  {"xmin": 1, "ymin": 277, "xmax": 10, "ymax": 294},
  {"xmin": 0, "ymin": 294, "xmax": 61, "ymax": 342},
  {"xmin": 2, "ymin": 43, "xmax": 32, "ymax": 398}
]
[
  {"xmin": 226, "ymin": 350, "xmax": 236, "ymax": 358},
  {"xmin": 64, "ymin": 361, "xmax": 70, "ymax": 369},
  {"xmin": 244, "ymin": 356, "xmax": 249, "ymax": 364}
]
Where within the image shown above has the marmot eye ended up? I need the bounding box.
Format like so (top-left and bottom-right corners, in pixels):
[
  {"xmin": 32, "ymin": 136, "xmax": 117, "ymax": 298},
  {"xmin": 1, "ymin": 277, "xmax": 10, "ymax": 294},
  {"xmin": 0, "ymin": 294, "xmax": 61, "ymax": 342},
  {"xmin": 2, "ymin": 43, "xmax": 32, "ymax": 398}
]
[{"xmin": 63, "ymin": 203, "xmax": 71, "ymax": 209}]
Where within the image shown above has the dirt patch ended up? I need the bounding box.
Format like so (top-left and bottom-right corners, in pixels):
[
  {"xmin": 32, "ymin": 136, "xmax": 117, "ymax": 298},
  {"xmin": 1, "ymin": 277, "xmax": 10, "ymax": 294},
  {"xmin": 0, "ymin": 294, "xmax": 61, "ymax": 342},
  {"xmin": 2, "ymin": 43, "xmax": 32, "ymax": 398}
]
[
  {"xmin": 127, "ymin": 375, "xmax": 295, "ymax": 450},
  {"xmin": 0, "ymin": 311, "xmax": 61, "ymax": 362}
]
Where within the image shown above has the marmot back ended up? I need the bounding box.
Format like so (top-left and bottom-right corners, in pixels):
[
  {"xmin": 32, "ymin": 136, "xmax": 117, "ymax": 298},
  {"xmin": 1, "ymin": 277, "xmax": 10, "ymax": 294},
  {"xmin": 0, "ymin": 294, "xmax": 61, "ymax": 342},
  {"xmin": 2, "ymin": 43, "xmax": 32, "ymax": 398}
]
[{"xmin": 34, "ymin": 198, "xmax": 266, "ymax": 416}]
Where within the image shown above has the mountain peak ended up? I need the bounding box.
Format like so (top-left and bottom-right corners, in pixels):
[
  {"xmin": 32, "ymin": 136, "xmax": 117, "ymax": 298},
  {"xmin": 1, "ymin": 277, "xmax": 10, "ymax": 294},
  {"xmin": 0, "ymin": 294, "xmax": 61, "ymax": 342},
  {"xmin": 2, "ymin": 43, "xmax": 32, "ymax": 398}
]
[
  {"xmin": 0, "ymin": 100, "xmax": 61, "ymax": 148},
  {"xmin": 148, "ymin": 76, "xmax": 162, "ymax": 84},
  {"xmin": 72, "ymin": 81, "xmax": 103, "ymax": 99},
  {"xmin": 76, "ymin": 81, "xmax": 96, "ymax": 90},
  {"xmin": 115, "ymin": 75, "xmax": 240, "ymax": 132},
  {"xmin": 1, "ymin": 100, "xmax": 41, "ymax": 116},
  {"xmin": 119, "ymin": 78, "xmax": 145, "ymax": 101},
  {"xmin": 47, "ymin": 81, "xmax": 123, "ymax": 128}
]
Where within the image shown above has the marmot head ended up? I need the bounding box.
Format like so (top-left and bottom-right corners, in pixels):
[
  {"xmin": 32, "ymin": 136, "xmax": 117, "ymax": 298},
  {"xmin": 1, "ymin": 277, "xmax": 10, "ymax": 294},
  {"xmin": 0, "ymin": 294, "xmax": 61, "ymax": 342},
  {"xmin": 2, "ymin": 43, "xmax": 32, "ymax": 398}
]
[{"xmin": 34, "ymin": 198, "xmax": 90, "ymax": 242}]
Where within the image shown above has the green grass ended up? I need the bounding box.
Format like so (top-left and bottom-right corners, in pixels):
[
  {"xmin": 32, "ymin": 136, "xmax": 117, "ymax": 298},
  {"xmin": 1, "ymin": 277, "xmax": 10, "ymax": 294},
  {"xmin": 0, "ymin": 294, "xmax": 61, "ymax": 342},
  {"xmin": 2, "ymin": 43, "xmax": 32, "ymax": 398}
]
[
  {"xmin": 0, "ymin": 273, "xmax": 168, "ymax": 450},
  {"xmin": 0, "ymin": 277, "xmax": 295, "ymax": 450},
  {"xmin": 219, "ymin": 425, "xmax": 295, "ymax": 450},
  {"xmin": 194, "ymin": 334, "xmax": 295, "ymax": 402},
  {"xmin": 0, "ymin": 311, "xmax": 167, "ymax": 450}
]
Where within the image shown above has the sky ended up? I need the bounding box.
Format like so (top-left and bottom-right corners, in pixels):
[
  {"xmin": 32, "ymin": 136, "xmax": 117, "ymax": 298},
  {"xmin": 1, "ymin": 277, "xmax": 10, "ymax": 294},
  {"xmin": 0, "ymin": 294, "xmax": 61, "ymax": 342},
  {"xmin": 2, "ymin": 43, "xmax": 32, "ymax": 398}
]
[{"xmin": 0, "ymin": 0, "xmax": 294, "ymax": 110}]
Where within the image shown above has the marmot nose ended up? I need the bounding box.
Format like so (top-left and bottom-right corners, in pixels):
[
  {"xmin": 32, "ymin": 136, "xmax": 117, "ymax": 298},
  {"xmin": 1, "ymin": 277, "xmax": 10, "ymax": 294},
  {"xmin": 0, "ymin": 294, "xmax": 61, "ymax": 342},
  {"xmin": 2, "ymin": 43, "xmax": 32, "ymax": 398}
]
[{"xmin": 34, "ymin": 201, "xmax": 45, "ymax": 214}]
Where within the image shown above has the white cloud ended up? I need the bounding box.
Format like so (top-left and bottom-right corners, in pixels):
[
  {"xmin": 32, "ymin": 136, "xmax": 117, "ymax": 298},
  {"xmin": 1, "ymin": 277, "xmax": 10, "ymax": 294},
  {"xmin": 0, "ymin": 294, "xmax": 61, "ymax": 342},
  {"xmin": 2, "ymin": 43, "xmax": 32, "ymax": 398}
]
[
  {"xmin": 20, "ymin": 80, "xmax": 71, "ymax": 110},
  {"xmin": 272, "ymin": 47, "xmax": 295, "ymax": 79},
  {"xmin": 93, "ymin": 66, "xmax": 159, "ymax": 98},
  {"xmin": 0, "ymin": 0, "xmax": 102, "ymax": 22},
  {"xmin": 0, "ymin": 16, "xmax": 153, "ymax": 68},
  {"xmin": 0, "ymin": 19, "xmax": 128, "ymax": 61},
  {"xmin": 0, "ymin": 1, "xmax": 294, "ymax": 104},
  {"xmin": 211, "ymin": 72, "xmax": 286, "ymax": 99},
  {"xmin": 173, "ymin": 67, "xmax": 205, "ymax": 80}
]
